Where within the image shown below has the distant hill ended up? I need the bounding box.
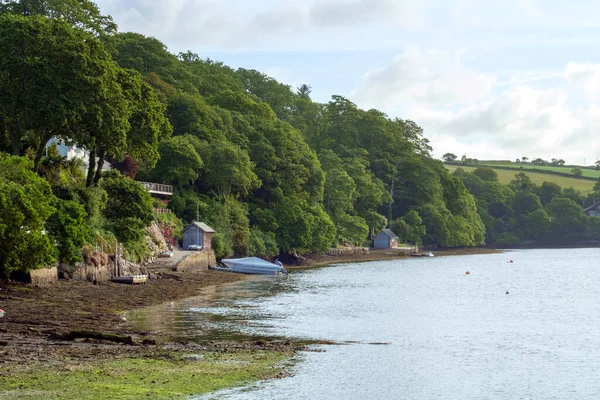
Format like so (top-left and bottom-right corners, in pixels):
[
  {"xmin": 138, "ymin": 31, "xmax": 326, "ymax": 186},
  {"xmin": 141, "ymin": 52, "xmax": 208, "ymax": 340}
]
[
  {"xmin": 444, "ymin": 164, "xmax": 596, "ymax": 194},
  {"xmin": 458, "ymin": 160, "xmax": 600, "ymax": 179}
]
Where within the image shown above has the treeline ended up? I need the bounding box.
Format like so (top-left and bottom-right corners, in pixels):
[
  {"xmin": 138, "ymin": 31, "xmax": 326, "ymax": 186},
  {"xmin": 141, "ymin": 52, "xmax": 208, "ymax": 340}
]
[
  {"xmin": 0, "ymin": 0, "xmax": 486, "ymax": 277},
  {"xmin": 453, "ymin": 167, "xmax": 600, "ymax": 246}
]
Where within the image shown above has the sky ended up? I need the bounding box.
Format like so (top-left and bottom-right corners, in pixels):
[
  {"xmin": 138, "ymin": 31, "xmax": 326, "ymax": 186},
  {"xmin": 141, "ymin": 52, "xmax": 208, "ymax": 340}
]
[{"xmin": 94, "ymin": 0, "xmax": 600, "ymax": 165}]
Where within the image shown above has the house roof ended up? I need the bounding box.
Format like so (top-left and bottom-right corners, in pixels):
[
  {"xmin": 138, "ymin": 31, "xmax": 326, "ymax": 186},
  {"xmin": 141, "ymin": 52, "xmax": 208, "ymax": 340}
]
[
  {"xmin": 377, "ymin": 229, "xmax": 398, "ymax": 239},
  {"xmin": 583, "ymin": 201, "xmax": 600, "ymax": 213},
  {"xmin": 183, "ymin": 222, "xmax": 215, "ymax": 233}
]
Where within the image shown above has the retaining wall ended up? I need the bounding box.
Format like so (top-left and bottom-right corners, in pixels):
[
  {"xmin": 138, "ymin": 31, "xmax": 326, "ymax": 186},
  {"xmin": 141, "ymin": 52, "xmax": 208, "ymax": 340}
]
[
  {"xmin": 29, "ymin": 267, "xmax": 58, "ymax": 286},
  {"xmin": 327, "ymin": 247, "xmax": 370, "ymax": 256},
  {"xmin": 173, "ymin": 250, "xmax": 217, "ymax": 272}
]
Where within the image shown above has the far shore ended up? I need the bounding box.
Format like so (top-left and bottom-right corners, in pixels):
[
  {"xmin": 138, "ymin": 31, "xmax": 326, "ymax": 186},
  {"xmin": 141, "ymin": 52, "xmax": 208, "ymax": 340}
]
[{"xmin": 293, "ymin": 246, "xmax": 504, "ymax": 269}]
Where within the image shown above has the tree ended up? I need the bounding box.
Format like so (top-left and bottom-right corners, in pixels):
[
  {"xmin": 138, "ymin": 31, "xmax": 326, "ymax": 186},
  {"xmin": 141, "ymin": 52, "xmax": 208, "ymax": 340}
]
[
  {"xmin": 0, "ymin": 155, "xmax": 56, "ymax": 277},
  {"xmin": 0, "ymin": 0, "xmax": 117, "ymax": 37},
  {"xmin": 195, "ymin": 139, "xmax": 261, "ymax": 199},
  {"xmin": 521, "ymin": 157, "xmax": 529, "ymax": 163},
  {"xmin": 320, "ymin": 154, "xmax": 356, "ymax": 220},
  {"xmin": 513, "ymin": 192, "xmax": 543, "ymax": 218},
  {"xmin": 145, "ymin": 135, "xmax": 203, "ymax": 186},
  {"xmin": 236, "ymin": 68, "xmax": 295, "ymax": 121},
  {"xmin": 596, "ymin": 160, "xmax": 600, "ymax": 171},
  {"xmin": 536, "ymin": 181, "xmax": 562, "ymax": 206},
  {"xmin": 100, "ymin": 171, "xmax": 154, "ymax": 244},
  {"xmin": 46, "ymin": 198, "xmax": 89, "ymax": 264},
  {"xmin": 532, "ymin": 158, "xmax": 545, "ymax": 166},
  {"xmin": 114, "ymin": 68, "xmax": 172, "ymax": 177},
  {"xmin": 473, "ymin": 167, "xmax": 498, "ymax": 182},
  {"xmin": 571, "ymin": 167, "xmax": 583, "ymax": 177},
  {"xmin": 0, "ymin": 14, "xmax": 116, "ymax": 160},
  {"xmin": 396, "ymin": 210, "xmax": 427, "ymax": 246},
  {"xmin": 509, "ymin": 172, "xmax": 536, "ymax": 193},
  {"xmin": 545, "ymin": 197, "xmax": 583, "ymax": 240},
  {"xmin": 336, "ymin": 213, "xmax": 369, "ymax": 246},
  {"xmin": 297, "ymin": 84, "xmax": 312, "ymax": 99},
  {"xmin": 524, "ymin": 209, "xmax": 549, "ymax": 239},
  {"xmin": 112, "ymin": 155, "xmax": 139, "ymax": 180},
  {"xmin": 442, "ymin": 153, "xmax": 458, "ymax": 162}
]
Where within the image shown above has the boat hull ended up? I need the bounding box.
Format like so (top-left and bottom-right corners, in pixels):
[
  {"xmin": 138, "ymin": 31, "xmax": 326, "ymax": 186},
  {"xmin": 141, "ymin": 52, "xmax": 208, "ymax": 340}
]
[{"xmin": 212, "ymin": 257, "xmax": 287, "ymax": 275}]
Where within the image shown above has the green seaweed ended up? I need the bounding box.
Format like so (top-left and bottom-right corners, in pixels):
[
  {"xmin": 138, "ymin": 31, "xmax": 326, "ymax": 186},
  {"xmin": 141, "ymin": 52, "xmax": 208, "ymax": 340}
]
[{"xmin": 0, "ymin": 350, "xmax": 292, "ymax": 399}]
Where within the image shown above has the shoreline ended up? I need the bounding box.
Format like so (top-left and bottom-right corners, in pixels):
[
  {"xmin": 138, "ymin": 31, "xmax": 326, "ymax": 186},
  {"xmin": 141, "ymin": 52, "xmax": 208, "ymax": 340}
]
[{"xmin": 0, "ymin": 246, "xmax": 500, "ymax": 398}]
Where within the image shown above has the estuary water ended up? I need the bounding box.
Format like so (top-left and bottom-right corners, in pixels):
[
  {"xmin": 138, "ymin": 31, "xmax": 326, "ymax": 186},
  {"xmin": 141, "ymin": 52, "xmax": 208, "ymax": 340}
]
[{"xmin": 132, "ymin": 248, "xmax": 600, "ymax": 399}]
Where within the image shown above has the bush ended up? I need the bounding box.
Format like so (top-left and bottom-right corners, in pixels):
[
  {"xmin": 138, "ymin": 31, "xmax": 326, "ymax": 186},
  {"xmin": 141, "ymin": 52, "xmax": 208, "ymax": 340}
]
[
  {"xmin": 495, "ymin": 232, "xmax": 521, "ymax": 246},
  {"xmin": 0, "ymin": 155, "xmax": 56, "ymax": 277},
  {"xmin": 336, "ymin": 213, "xmax": 369, "ymax": 246},
  {"xmin": 157, "ymin": 212, "xmax": 183, "ymax": 247},
  {"xmin": 100, "ymin": 171, "xmax": 154, "ymax": 245},
  {"xmin": 248, "ymin": 228, "xmax": 279, "ymax": 259},
  {"xmin": 46, "ymin": 198, "xmax": 89, "ymax": 265},
  {"xmin": 212, "ymin": 232, "xmax": 233, "ymax": 259}
]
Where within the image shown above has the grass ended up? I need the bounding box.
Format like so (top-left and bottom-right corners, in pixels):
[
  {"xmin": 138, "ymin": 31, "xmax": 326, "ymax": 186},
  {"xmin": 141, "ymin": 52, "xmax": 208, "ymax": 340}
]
[
  {"xmin": 471, "ymin": 161, "xmax": 600, "ymax": 179},
  {"xmin": 445, "ymin": 165, "xmax": 596, "ymax": 194},
  {"xmin": 0, "ymin": 351, "xmax": 293, "ymax": 400}
]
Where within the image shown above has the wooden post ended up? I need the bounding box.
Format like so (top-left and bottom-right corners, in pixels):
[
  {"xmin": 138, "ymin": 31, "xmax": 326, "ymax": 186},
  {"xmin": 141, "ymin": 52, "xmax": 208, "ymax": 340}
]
[{"xmin": 114, "ymin": 242, "xmax": 118, "ymax": 277}]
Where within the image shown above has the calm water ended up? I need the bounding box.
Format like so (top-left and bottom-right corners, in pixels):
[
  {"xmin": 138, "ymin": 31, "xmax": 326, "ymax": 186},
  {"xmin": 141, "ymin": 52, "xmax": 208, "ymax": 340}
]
[{"xmin": 131, "ymin": 248, "xmax": 600, "ymax": 399}]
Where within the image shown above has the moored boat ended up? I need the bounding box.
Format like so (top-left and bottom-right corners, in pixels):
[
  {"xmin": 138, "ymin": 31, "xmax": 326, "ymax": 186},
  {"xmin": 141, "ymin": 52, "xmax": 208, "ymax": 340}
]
[
  {"xmin": 411, "ymin": 251, "xmax": 434, "ymax": 257},
  {"xmin": 210, "ymin": 257, "xmax": 287, "ymax": 275}
]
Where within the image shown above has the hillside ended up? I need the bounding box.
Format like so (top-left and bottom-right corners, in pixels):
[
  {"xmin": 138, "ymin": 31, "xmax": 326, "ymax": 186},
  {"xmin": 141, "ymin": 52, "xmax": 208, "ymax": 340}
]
[
  {"xmin": 444, "ymin": 165, "xmax": 596, "ymax": 194},
  {"xmin": 471, "ymin": 161, "xmax": 600, "ymax": 179}
]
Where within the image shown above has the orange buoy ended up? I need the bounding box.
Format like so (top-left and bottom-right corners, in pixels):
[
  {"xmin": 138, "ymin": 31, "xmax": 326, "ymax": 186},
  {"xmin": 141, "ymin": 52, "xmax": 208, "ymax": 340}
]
[{"xmin": 465, "ymin": 271, "xmax": 470, "ymax": 275}]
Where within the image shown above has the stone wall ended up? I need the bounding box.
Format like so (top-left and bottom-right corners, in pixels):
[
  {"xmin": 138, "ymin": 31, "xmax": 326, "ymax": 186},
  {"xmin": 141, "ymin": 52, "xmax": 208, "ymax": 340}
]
[
  {"xmin": 29, "ymin": 267, "xmax": 58, "ymax": 286},
  {"xmin": 173, "ymin": 250, "xmax": 217, "ymax": 272},
  {"xmin": 327, "ymin": 247, "xmax": 370, "ymax": 256},
  {"xmin": 58, "ymin": 249, "xmax": 148, "ymax": 284}
]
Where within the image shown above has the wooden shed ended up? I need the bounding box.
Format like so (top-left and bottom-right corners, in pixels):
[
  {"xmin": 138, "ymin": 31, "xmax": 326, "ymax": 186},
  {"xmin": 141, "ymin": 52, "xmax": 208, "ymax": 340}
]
[
  {"xmin": 373, "ymin": 229, "xmax": 399, "ymax": 249},
  {"xmin": 182, "ymin": 222, "xmax": 215, "ymax": 251}
]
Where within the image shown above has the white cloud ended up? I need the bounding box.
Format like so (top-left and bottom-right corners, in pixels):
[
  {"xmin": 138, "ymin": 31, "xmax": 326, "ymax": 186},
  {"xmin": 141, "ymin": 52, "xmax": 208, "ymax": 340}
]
[
  {"xmin": 95, "ymin": 0, "xmax": 429, "ymax": 51},
  {"xmin": 565, "ymin": 62, "xmax": 600, "ymax": 100},
  {"xmin": 352, "ymin": 52, "xmax": 600, "ymax": 164},
  {"xmin": 351, "ymin": 46, "xmax": 496, "ymax": 111},
  {"xmin": 309, "ymin": 0, "xmax": 427, "ymax": 28}
]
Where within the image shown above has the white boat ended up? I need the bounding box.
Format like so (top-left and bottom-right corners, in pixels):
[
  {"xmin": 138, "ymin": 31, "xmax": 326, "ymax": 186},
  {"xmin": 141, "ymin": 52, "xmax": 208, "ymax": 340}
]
[
  {"xmin": 210, "ymin": 257, "xmax": 287, "ymax": 275},
  {"xmin": 411, "ymin": 251, "xmax": 434, "ymax": 257}
]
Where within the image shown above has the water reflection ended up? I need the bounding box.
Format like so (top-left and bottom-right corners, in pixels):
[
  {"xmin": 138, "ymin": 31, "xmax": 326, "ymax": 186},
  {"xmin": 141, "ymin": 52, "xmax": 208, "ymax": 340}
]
[{"xmin": 127, "ymin": 275, "xmax": 296, "ymax": 342}]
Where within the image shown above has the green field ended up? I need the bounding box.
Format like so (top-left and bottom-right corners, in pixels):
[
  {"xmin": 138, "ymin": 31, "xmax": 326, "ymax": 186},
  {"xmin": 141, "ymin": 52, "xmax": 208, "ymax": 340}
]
[
  {"xmin": 445, "ymin": 165, "xmax": 596, "ymax": 194},
  {"xmin": 474, "ymin": 161, "xmax": 600, "ymax": 179}
]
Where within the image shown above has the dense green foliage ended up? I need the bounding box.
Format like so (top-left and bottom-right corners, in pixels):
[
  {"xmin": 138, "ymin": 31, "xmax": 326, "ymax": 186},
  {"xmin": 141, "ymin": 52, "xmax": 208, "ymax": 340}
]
[
  {"xmin": 453, "ymin": 167, "xmax": 600, "ymax": 246},
  {"xmin": 0, "ymin": 0, "xmax": 498, "ymax": 277},
  {"xmin": 101, "ymin": 171, "xmax": 154, "ymax": 245},
  {"xmin": 0, "ymin": 155, "xmax": 56, "ymax": 276}
]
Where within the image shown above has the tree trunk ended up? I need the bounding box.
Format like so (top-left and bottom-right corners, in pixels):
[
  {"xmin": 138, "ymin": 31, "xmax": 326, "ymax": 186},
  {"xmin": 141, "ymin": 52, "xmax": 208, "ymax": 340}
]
[
  {"xmin": 33, "ymin": 132, "xmax": 51, "ymax": 172},
  {"xmin": 388, "ymin": 178, "xmax": 395, "ymax": 228},
  {"xmin": 93, "ymin": 148, "xmax": 106, "ymax": 186},
  {"xmin": 86, "ymin": 147, "xmax": 96, "ymax": 187},
  {"xmin": 8, "ymin": 125, "xmax": 20, "ymax": 156}
]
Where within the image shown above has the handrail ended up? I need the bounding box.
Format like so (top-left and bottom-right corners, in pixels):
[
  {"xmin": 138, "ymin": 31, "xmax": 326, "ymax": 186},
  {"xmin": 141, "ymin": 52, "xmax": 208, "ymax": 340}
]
[{"xmin": 139, "ymin": 181, "xmax": 173, "ymax": 195}]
